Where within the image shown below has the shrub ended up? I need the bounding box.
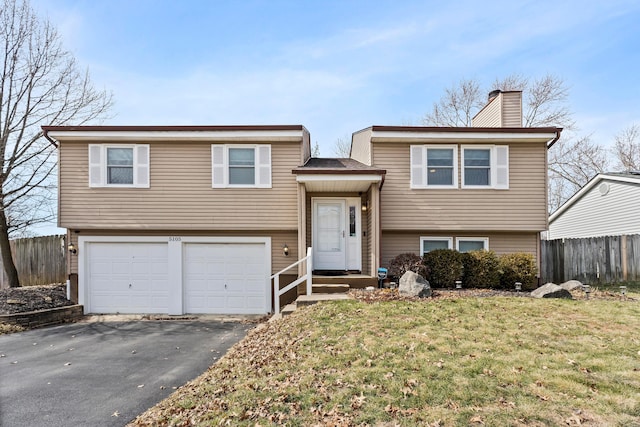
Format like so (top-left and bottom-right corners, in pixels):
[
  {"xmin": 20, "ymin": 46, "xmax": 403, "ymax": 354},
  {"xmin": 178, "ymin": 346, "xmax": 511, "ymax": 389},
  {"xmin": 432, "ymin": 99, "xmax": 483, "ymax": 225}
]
[
  {"xmin": 388, "ymin": 253, "xmax": 428, "ymax": 279},
  {"xmin": 423, "ymin": 249, "xmax": 464, "ymax": 288},
  {"xmin": 462, "ymin": 250, "xmax": 500, "ymax": 288},
  {"xmin": 499, "ymin": 252, "xmax": 538, "ymax": 290}
]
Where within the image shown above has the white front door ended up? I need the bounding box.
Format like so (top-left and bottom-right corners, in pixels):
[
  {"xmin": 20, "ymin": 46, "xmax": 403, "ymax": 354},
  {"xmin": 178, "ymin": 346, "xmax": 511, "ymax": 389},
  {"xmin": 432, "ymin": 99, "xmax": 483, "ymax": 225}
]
[{"xmin": 313, "ymin": 198, "xmax": 362, "ymax": 271}]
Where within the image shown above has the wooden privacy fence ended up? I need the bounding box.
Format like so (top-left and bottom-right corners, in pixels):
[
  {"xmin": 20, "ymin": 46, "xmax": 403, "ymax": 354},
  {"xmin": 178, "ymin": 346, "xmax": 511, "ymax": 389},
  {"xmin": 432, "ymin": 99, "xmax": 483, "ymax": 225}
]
[
  {"xmin": 541, "ymin": 234, "xmax": 640, "ymax": 284},
  {"xmin": 0, "ymin": 235, "xmax": 67, "ymax": 288}
]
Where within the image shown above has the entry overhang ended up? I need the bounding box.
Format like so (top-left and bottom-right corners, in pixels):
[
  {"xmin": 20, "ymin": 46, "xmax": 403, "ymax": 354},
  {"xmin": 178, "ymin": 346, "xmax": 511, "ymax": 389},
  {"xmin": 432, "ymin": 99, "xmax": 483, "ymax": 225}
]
[{"xmin": 296, "ymin": 174, "xmax": 383, "ymax": 192}]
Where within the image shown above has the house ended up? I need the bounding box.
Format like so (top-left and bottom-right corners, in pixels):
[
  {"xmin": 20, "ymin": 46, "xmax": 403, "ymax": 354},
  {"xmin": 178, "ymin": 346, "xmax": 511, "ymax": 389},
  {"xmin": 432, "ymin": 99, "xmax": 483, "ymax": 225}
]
[
  {"xmin": 547, "ymin": 172, "xmax": 640, "ymax": 239},
  {"xmin": 42, "ymin": 90, "xmax": 561, "ymax": 315}
]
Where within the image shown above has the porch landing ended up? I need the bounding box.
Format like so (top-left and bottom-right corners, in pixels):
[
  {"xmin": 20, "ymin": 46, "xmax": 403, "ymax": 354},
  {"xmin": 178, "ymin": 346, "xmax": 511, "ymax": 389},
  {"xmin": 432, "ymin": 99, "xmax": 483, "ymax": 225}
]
[{"xmin": 312, "ymin": 274, "xmax": 378, "ymax": 288}]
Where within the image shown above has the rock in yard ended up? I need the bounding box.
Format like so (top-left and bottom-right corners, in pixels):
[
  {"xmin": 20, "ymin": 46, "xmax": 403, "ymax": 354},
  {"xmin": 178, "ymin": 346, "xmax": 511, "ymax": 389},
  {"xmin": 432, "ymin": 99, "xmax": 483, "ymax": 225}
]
[
  {"xmin": 399, "ymin": 271, "xmax": 432, "ymax": 298},
  {"xmin": 531, "ymin": 283, "xmax": 572, "ymax": 299},
  {"xmin": 559, "ymin": 280, "xmax": 583, "ymax": 291}
]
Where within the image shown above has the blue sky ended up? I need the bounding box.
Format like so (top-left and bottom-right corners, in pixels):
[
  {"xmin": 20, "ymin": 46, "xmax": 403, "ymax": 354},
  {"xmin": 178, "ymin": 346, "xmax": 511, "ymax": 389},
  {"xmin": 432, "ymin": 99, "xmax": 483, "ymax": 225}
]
[{"xmin": 29, "ymin": 0, "xmax": 640, "ymax": 234}]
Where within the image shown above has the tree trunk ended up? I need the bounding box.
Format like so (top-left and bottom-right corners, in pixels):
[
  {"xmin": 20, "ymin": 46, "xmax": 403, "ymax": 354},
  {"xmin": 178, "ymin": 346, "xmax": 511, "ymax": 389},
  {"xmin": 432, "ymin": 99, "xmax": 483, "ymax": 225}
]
[{"xmin": 0, "ymin": 209, "xmax": 20, "ymax": 287}]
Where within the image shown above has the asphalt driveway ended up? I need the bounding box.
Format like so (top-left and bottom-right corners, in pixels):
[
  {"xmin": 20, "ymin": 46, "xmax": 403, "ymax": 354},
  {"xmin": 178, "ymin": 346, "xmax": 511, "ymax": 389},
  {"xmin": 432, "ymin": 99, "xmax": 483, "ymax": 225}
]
[{"xmin": 0, "ymin": 319, "xmax": 252, "ymax": 426}]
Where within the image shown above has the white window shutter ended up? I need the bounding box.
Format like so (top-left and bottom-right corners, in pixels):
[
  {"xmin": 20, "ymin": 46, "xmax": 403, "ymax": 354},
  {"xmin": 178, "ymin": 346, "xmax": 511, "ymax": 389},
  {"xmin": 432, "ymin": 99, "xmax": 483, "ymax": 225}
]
[
  {"xmin": 494, "ymin": 146, "xmax": 509, "ymax": 189},
  {"xmin": 256, "ymin": 145, "xmax": 272, "ymax": 188},
  {"xmin": 211, "ymin": 145, "xmax": 226, "ymax": 187},
  {"xmin": 410, "ymin": 146, "xmax": 424, "ymax": 188},
  {"xmin": 134, "ymin": 145, "xmax": 150, "ymax": 188},
  {"xmin": 88, "ymin": 145, "xmax": 103, "ymax": 187}
]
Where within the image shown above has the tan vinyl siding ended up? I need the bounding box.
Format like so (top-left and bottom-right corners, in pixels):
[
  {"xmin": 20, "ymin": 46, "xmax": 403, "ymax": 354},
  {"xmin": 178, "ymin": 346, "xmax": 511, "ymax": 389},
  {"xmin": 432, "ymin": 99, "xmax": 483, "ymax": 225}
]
[
  {"xmin": 381, "ymin": 231, "xmax": 539, "ymax": 267},
  {"xmin": 350, "ymin": 128, "xmax": 372, "ymax": 165},
  {"xmin": 374, "ymin": 141, "xmax": 547, "ymax": 231},
  {"xmin": 548, "ymin": 180, "xmax": 640, "ymax": 239},
  {"xmin": 59, "ymin": 141, "xmax": 300, "ymax": 230},
  {"xmin": 68, "ymin": 230, "xmax": 297, "ymax": 275},
  {"xmin": 472, "ymin": 95, "xmax": 502, "ymax": 127},
  {"xmin": 502, "ymin": 92, "xmax": 522, "ymax": 127}
]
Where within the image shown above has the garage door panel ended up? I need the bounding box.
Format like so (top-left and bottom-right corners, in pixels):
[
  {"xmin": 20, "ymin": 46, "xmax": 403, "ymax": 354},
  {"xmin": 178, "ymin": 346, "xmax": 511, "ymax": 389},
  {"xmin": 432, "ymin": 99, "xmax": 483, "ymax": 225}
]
[
  {"xmin": 183, "ymin": 242, "xmax": 268, "ymax": 314},
  {"xmin": 88, "ymin": 242, "xmax": 169, "ymax": 314}
]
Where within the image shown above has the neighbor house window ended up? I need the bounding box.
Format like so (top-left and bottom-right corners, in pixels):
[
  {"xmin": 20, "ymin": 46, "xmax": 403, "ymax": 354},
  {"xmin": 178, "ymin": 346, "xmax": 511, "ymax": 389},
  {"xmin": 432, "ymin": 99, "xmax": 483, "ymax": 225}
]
[
  {"xmin": 456, "ymin": 237, "xmax": 489, "ymax": 252},
  {"xmin": 411, "ymin": 145, "xmax": 458, "ymax": 188},
  {"xmin": 420, "ymin": 237, "xmax": 453, "ymax": 255},
  {"xmin": 88, "ymin": 144, "xmax": 150, "ymax": 188},
  {"xmin": 211, "ymin": 144, "xmax": 271, "ymax": 188},
  {"xmin": 461, "ymin": 145, "xmax": 509, "ymax": 189}
]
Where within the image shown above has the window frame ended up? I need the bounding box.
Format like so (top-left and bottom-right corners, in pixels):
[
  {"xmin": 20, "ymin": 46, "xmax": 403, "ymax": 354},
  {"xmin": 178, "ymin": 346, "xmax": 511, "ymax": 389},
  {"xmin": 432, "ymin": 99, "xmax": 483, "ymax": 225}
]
[
  {"xmin": 456, "ymin": 237, "xmax": 489, "ymax": 252},
  {"xmin": 88, "ymin": 144, "xmax": 150, "ymax": 188},
  {"xmin": 419, "ymin": 236, "xmax": 453, "ymax": 256},
  {"xmin": 211, "ymin": 144, "xmax": 272, "ymax": 189},
  {"xmin": 461, "ymin": 145, "xmax": 509, "ymax": 189},
  {"xmin": 411, "ymin": 145, "xmax": 458, "ymax": 189},
  {"xmin": 227, "ymin": 146, "xmax": 257, "ymax": 186}
]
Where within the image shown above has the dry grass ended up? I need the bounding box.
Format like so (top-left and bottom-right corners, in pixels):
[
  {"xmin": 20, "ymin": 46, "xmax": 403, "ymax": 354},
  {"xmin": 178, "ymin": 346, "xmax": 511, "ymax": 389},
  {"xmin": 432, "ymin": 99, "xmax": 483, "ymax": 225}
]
[
  {"xmin": 0, "ymin": 322, "xmax": 24, "ymax": 335},
  {"xmin": 130, "ymin": 295, "xmax": 640, "ymax": 426}
]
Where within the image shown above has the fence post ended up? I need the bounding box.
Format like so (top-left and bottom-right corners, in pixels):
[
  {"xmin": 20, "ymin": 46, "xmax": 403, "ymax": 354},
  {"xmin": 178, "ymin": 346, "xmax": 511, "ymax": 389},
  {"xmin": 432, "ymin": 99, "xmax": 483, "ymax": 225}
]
[{"xmin": 274, "ymin": 275, "xmax": 280, "ymax": 314}]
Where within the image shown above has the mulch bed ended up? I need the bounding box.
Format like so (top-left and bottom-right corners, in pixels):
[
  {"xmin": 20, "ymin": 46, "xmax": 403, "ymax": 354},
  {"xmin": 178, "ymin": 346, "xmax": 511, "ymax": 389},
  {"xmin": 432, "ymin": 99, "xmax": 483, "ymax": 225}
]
[
  {"xmin": 0, "ymin": 284, "xmax": 74, "ymax": 315},
  {"xmin": 350, "ymin": 287, "xmax": 635, "ymax": 303}
]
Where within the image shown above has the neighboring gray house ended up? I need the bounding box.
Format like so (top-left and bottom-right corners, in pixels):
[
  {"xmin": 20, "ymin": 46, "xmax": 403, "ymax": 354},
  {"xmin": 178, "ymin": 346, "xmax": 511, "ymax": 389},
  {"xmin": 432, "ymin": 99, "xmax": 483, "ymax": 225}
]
[{"xmin": 547, "ymin": 172, "xmax": 640, "ymax": 239}]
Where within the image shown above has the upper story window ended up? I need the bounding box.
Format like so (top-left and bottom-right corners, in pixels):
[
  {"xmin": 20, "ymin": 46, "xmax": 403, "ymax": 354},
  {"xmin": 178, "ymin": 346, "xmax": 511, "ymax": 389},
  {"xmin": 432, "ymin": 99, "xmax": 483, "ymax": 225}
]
[
  {"xmin": 212, "ymin": 145, "xmax": 271, "ymax": 188},
  {"xmin": 88, "ymin": 144, "xmax": 150, "ymax": 188},
  {"xmin": 461, "ymin": 145, "xmax": 509, "ymax": 189},
  {"xmin": 411, "ymin": 145, "xmax": 458, "ymax": 188}
]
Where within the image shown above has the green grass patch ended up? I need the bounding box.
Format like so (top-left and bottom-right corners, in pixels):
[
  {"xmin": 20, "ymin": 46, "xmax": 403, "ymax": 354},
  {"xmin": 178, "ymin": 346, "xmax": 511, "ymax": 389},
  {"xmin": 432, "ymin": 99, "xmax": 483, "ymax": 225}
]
[{"xmin": 131, "ymin": 298, "xmax": 640, "ymax": 426}]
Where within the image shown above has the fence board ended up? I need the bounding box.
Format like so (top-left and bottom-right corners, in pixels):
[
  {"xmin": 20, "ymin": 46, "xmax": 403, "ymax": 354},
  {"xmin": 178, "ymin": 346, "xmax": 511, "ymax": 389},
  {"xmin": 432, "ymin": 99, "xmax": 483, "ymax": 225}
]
[
  {"xmin": 0, "ymin": 235, "xmax": 66, "ymax": 288},
  {"xmin": 541, "ymin": 234, "xmax": 640, "ymax": 284}
]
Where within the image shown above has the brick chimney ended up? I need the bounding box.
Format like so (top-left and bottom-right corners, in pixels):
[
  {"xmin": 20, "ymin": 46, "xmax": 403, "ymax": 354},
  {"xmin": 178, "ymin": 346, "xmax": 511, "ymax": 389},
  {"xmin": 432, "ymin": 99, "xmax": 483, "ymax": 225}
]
[{"xmin": 472, "ymin": 90, "xmax": 522, "ymax": 127}]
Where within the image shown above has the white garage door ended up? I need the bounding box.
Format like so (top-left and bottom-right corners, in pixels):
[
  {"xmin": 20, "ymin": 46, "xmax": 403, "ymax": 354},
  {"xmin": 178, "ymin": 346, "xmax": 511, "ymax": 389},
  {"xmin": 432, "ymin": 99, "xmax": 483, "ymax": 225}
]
[
  {"xmin": 183, "ymin": 243, "xmax": 268, "ymax": 314},
  {"xmin": 87, "ymin": 242, "xmax": 170, "ymax": 314}
]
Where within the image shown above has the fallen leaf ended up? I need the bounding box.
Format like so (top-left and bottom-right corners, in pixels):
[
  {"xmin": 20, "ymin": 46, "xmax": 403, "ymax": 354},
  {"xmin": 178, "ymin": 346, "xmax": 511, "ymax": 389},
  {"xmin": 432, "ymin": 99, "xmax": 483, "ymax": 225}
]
[
  {"xmin": 470, "ymin": 415, "xmax": 484, "ymax": 424},
  {"xmin": 111, "ymin": 411, "xmax": 119, "ymax": 417},
  {"xmin": 138, "ymin": 384, "xmax": 144, "ymax": 388}
]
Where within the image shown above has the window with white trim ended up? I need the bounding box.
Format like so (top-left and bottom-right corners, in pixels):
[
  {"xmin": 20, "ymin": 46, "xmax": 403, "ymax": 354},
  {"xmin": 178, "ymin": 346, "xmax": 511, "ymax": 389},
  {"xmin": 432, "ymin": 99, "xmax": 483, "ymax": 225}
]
[
  {"xmin": 420, "ymin": 237, "xmax": 453, "ymax": 255},
  {"xmin": 88, "ymin": 144, "xmax": 150, "ymax": 188},
  {"xmin": 456, "ymin": 237, "xmax": 489, "ymax": 252},
  {"xmin": 411, "ymin": 145, "xmax": 458, "ymax": 188},
  {"xmin": 461, "ymin": 145, "xmax": 509, "ymax": 189},
  {"xmin": 212, "ymin": 145, "xmax": 271, "ymax": 188}
]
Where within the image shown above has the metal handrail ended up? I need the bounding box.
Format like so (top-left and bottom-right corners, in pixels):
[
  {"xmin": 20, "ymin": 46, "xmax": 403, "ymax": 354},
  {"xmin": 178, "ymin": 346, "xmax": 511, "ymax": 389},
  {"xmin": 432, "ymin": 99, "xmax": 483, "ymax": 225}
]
[{"xmin": 270, "ymin": 247, "xmax": 312, "ymax": 313}]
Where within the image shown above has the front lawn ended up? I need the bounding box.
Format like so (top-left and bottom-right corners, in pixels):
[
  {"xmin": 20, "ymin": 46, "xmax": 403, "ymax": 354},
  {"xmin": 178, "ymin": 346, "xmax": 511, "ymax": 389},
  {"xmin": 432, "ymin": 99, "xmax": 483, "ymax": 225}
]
[{"xmin": 130, "ymin": 295, "xmax": 640, "ymax": 426}]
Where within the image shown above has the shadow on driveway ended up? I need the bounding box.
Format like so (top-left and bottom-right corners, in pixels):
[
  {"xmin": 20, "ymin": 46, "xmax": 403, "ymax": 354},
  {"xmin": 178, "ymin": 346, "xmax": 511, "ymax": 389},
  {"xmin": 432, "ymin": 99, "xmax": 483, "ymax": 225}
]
[{"xmin": 0, "ymin": 319, "xmax": 253, "ymax": 426}]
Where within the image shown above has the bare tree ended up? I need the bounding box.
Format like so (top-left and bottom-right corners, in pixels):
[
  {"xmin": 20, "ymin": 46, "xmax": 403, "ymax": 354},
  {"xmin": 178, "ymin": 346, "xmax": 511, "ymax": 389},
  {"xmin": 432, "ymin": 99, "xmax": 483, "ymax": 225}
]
[
  {"xmin": 332, "ymin": 135, "xmax": 351, "ymax": 157},
  {"xmin": 424, "ymin": 73, "xmax": 574, "ymax": 130},
  {"xmin": 612, "ymin": 124, "xmax": 640, "ymax": 171},
  {"xmin": 0, "ymin": 0, "xmax": 112, "ymax": 287},
  {"xmin": 423, "ymin": 78, "xmax": 484, "ymax": 127},
  {"xmin": 547, "ymin": 135, "xmax": 610, "ymax": 212}
]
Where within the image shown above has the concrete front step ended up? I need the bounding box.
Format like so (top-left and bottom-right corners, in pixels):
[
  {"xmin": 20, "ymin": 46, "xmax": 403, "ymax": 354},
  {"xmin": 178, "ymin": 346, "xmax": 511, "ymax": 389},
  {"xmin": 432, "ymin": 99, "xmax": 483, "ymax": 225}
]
[
  {"xmin": 312, "ymin": 284, "xmax": 350, "ymax": 294},
  {"xmin": 296, "ymin": 293, "xmax": 352, "ymax": 307},
  {"xmin": 312, "ymin": 276, "xmax": 378, "ymax": 288}
]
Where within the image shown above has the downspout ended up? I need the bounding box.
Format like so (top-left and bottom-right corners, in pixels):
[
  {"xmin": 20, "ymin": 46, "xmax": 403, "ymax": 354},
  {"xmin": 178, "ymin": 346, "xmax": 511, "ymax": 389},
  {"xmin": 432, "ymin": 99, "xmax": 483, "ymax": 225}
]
[
  {"xmin": 42, "ymin": 128, "xmax": 59, "ymax": 148},
  {"xmin": 546, "ymin": 128, "xmax": 563, "ymax": 149}
]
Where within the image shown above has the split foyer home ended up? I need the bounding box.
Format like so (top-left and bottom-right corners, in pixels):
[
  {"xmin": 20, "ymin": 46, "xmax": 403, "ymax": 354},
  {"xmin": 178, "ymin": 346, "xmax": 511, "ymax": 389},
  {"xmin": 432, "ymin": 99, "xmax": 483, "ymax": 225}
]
[{"xmin": 43, "ymin": 90, "xmax": 561, "ymax": 315}]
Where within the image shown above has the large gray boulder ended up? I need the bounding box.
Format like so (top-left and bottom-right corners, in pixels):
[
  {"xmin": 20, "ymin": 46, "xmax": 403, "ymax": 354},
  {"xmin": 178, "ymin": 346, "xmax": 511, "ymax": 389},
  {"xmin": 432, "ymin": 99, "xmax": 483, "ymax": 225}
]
[
  {"xmin": 559, "ymin": 280, "xmax": 583, "ymax": 291},
  {"xmin": 531, "ymin": 283, "xmax": 573, "ymax": 299},
  {"xmin": 399, "ymin": 271, "xmax": 432, "ymax": 298}
]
